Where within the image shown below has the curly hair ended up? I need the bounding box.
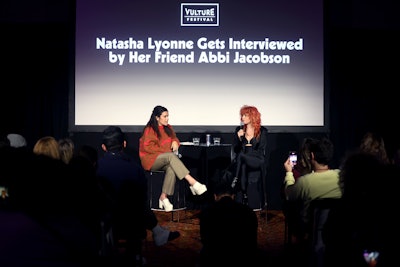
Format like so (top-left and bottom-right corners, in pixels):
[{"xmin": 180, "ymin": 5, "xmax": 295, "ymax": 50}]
[
  {"xmin": 240, "ymin": 105, "xmax": 262, "ymax": 139},
  {"xmin": 359, "ymin": 132, "xmax": 389, "ymax": 164}
]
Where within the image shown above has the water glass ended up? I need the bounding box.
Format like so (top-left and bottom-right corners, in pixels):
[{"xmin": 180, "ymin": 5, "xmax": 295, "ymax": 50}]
[
  {"xmin": 213, "ymin": 137, "xmax": 221, "ymax": 146},
  {"xmin": 192, "ymin": 137, "xmax": 200, "ymax": 146}
]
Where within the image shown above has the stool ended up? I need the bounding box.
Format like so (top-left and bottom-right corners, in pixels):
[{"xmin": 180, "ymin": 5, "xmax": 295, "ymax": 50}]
[
  {"xmin": 145, "ymin": 171, "xmax": 186, "ymax": 221},
  {"xmin": 234, "ymin": 172, "xmax": 265, "ymax": 210},
  {"xmin": 234, "ymin": 170, "xmax": 268, "ymax": 224}
]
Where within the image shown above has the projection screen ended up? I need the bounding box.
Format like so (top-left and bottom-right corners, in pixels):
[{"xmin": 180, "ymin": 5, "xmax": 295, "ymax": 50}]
[{"xmin": 71, "ymin": 0, "xmax": 327, "ymax": 133}]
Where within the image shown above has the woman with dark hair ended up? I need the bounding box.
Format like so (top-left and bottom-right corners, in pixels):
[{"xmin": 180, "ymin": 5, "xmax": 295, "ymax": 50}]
[
  {"xmin": 359, "ymin": 131, "xmax": 390, "ymax": 165},
  {"xmin": 322, "ymin": 150, "xmax": 395, "ymax": 267},
  {"xmin": 292, "ymin": 137, "xmax": 316, "ymax": 179},
  {"xmin": 139, "ymin": 105, "xmax": 207, "ymax": 212},
  {"xmin": 231, "ymin": 105, "xmax": 268, "ymax": 208},
  {"xmin": 58, "ymin": 138, "xmax": 75, "ymax": 164}
]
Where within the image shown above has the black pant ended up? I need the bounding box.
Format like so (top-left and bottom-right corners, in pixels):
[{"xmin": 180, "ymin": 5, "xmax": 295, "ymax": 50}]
[{"xmin": 234, "ymin": 152, "xmax": 264, "ymax": 193}]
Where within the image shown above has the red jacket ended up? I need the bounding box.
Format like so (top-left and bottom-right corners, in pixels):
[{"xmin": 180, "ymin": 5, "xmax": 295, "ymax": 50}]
[{"xmin": 139, "ymin": 125, "xmax": 180, "ymax": 170}]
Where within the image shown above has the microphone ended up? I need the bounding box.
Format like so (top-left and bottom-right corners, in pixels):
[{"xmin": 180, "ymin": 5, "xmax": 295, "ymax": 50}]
[{"xmin": 239, "ymin": 121, "xmax": 244, "ymax": 141}]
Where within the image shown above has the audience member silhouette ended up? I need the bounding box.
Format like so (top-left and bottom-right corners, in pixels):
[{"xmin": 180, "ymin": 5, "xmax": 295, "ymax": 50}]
[
  {"xmin": 281, "ymin": 137, "xmax": 317, "ymax": 249},
  {"xmin": 58, "ymin": 137, "xmax": 75, "ymax": 164},
  {"xmin": 292, "ymin": 137, "xmax": 316, "ymax": 179},
  {"xmin": 322, "ymin": 150, "xmax": 397, "ymax": 267},
  {"xmin": 0, "ymin": 186, "xmax": 10, "ymax": 209},
  {"xmin": 359, "ymin": 131, "xmax": 390, "ymax": 165},
  {"xmin": 0, "ymin": 134, "xmax": 11, "ymax": 208},
  {"xmin": 0, "ymin": 133, "xmax": 10, "ymax": 148},
  {"xmin": 67, "ymin": 145, "xmax": 111, "ymax": 257},
  {"xmin": 33, "ymin": 136, "xmax": 61, "ymax": 160},
  {"xmin": 0, "ymin": 139, "xmax": 101, "ymax": 266},
  {"xmin": 283, "ymin": 137, "xmax": 342, "ymax": 242},
  {"xmin": 7, "ymin": 133, "xmax": 27, "ymax": 148},
  {"xmin": 199, "ymin": 180, "xmax": 260, "ymax": 266},
  {"xmin": 391, "ymin": 147, "xmax": 400, "ymax": 167},
  {"xmin": 0, "ymin": 134, "xmax": 31, "ymax": 210},
  {"xmin": 96, "ymin": 126, "xmax": 180, "ymax": 266},
  {"xmin": 281, "ymin": 137, "xmax": 316, "ymax": 201},
  {"xmin": 76, "ymin": 144, "xmax": 99, "ymax": 169},
  {"xmin": 139, "ymin": 105, "xmax": 207, "ymax": 212}
]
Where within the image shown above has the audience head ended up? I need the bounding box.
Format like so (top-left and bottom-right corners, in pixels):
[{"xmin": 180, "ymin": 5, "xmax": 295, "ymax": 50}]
[
  {"xmin": 58, "ymin": 138, "xmax": 75, "ymax": 164},
  {"xmin": 0, "ymin": 134, "xmax": 10, "ymax": 148},
  {"xmin": 33, "ymin": 136, "xmax": 60, "ymax": 160},
  {"xmin": 298, "ymin": 137, "xmax": 317, "ymax": 175},
  {"xmin": 309, "ymin": 137, "xmax": 334, "ymax": 166},
  {"xmin": 102, "ymin": 126, "xmax": 125, "ymax": 152},
  {"xmin": 7, "ymin": 133, "xmax": 27, "ymax": 148},
  {"xmin": 68, "ymin": 146, "xmax": 99, "ymax": 186},
  {"xmin": 391, "ymin": 148, "xmax": 400, "ymax": 167},
  {"xmin": 359, "ymin": 132, "xmax": 389, "ymax": 164},
  {"xmin": 213, "ymin": 181, "xmax": 235, "ymax": 201},
  {"xmin": 339, "ymin": 151, "xmax": 382, "ymax": 201},
  {"xmin": 77, "ymin": 144, "xmax": 98, "ymax": 168}
]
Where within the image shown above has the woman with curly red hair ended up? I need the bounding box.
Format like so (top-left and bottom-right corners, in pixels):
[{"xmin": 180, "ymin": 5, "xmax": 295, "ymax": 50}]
[{"xmin": 231, "ymin": 105, "xmax": 268, "ymax": 208}]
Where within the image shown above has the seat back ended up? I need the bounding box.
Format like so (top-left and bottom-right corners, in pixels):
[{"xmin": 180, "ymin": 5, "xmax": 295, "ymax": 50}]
[{"xmin": 308, "ymin": 198, "xmax": 341, "ymax": 267}]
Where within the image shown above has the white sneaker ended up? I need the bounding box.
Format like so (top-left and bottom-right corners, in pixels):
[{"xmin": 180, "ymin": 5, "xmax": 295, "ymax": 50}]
[
  {"xmin": 189, "ymin": 182, "xmax": 207, "ymax": 195},
  {"xmin": 159, "ymin": 198, "xmax": 173, "ymax": 212},
  {"xmin": 231, "ymin": 177, "xmax": 238, "ymax": 188}
]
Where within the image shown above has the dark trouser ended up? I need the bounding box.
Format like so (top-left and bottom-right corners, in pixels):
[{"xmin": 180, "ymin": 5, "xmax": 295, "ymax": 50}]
[{"xmin": 234, "ymin": 152, "xmax": 264, "ymax": 193}]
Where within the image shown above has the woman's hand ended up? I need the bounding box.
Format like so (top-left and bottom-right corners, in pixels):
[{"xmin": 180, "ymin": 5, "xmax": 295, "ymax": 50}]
[
  {"xmin": 237, "ymin": 128, "xmax": 245, "ymax": 139},
  {"xmin": 171, "ymin": 141, "xmax": 179, "ymax": 152},
  {"xmin": 284, "ymin": 158, "xmax": 293, "ymax": 172}
]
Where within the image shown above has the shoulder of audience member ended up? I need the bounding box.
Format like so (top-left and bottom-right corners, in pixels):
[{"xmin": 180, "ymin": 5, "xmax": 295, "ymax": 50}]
[{"xmin": 332, "ymin": 168, "xmax": 340, "ymax": 174}]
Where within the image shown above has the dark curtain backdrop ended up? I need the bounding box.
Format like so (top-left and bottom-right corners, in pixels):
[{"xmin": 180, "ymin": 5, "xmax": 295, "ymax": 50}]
[{"xmin": 1, "ymin": 22, "xmax": 70, "ymax": 146}]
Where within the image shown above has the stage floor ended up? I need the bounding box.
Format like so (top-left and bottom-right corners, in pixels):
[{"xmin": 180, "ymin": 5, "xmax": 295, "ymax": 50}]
[{"xmin": 142, "ymin": 209, "xmax": 286, "ymax": 267}]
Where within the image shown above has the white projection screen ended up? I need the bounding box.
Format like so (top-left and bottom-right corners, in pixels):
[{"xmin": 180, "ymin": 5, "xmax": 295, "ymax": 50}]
[{"xmin": 71, "ymin": 0, "xmax": 327, "ymax": 133}]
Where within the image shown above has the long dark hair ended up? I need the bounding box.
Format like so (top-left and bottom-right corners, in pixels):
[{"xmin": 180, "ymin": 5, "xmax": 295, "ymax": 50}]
[{"xmin": 143, "ymin": 105, "xmax": 173, "ymax": 139}]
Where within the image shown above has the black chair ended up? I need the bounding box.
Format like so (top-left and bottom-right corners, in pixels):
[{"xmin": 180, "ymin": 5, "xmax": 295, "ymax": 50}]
[
  {"xmin": 283, "ymin": 199, "xmax": 303, "ymax": 246},
  {"xmin": 145, "ymin": 170, "xmax": 187, "ymax": 221},
  {"xmin": 308, "ymin": 198, "xmax": 341, "ymax": 267},
  {"xmin": 283, "ymin": 197, "xmax": 341, "ymax": 267},
  {"xmin": 96, "ymin": 176, "xmax": 150, "ymax": 267}
]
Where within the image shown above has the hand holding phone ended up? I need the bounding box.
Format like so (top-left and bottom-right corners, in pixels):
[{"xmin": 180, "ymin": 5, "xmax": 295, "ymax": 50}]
[{"xmin": 289, "ymin": 151, "xmax": 297, "ymax": 168}]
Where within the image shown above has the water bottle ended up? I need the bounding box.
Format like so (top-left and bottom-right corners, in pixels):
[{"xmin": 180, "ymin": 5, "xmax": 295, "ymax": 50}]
[{"xmin": 206, "ymin": 134, "xmax": 211, "ymax": 146}]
